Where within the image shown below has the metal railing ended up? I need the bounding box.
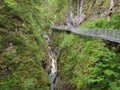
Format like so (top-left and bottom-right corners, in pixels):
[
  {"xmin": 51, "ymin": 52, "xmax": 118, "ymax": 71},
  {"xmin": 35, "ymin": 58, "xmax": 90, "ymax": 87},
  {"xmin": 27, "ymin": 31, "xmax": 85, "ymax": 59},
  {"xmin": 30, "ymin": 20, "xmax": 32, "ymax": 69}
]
[{"xmin": 51, "ymin": 26, "xmax": 120, "ymax": 43}]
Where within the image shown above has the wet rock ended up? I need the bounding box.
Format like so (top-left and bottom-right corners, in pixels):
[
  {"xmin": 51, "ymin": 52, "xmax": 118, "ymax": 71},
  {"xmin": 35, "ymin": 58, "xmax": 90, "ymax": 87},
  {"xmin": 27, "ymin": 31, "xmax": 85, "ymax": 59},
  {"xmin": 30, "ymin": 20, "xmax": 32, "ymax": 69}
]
[
  {"xmin": 54, "ymin": 76, "xmax": 75, "ymax": 90},
  {"xmin": 45, "ymin": 59, "xmax": 52, "ymax": 74}
]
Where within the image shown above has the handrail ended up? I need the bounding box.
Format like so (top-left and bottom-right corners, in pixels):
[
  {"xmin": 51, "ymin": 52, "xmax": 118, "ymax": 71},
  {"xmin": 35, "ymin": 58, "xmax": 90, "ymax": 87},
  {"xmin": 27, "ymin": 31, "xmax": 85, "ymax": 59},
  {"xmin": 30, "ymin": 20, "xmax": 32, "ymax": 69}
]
[{"xmin": 51, "ymin": 26, "xmax": 120, "ymax": 43}]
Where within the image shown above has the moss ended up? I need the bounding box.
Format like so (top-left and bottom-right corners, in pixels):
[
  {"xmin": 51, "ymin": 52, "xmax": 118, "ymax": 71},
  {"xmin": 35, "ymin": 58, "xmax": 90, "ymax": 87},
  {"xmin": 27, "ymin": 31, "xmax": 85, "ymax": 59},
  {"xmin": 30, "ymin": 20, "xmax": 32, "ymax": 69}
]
[
  {"xmin": 51, "ymin": 1, "xmax": 120, "ymax": 89},
  {"xmin": 80, "ymin": 12, "xmax": 120, "ymax": 29},
  {"xmin": 53, "ymin": 30, "xmax": 120, "ymax": 89},
  {"xmin": 0, "ymin": 0, "xmax": 53, "ymax": 90}
]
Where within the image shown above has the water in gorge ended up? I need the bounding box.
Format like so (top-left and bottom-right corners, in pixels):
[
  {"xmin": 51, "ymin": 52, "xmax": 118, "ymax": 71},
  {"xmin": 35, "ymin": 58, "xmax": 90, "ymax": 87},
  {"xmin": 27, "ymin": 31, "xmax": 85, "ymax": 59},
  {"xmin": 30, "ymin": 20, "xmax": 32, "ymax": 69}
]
[
  {"xmin": 43, "ymin": 33, "xmax": 57, "ymax": 90},
  {"xmin": 49, "ymin": 48, "xmax": 57, "ymax": 90}
]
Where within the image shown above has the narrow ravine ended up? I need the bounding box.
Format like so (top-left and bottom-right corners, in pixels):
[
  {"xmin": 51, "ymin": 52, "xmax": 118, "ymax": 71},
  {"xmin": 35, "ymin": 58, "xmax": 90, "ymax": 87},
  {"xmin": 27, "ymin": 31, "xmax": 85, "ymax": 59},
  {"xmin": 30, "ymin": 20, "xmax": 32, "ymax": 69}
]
[{"xmin": 43, "ymin": 33, "xmax": 57, "ymax": 90}]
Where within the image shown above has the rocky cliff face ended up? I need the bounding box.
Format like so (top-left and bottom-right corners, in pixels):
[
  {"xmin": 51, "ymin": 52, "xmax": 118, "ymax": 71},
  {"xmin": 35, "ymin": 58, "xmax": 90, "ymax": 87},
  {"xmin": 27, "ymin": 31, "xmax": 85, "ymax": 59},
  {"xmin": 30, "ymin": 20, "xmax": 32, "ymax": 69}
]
[
  {"xmin": 0, "ymin": 1, "xmax": 53, "ymax": 90},
  {"xmin": 54, "ymin": 0, "xmax": 120, "ymax": 90},
  {"xmin": 83, "ymin": 0, "xmax": 120, "ymax": 20}
]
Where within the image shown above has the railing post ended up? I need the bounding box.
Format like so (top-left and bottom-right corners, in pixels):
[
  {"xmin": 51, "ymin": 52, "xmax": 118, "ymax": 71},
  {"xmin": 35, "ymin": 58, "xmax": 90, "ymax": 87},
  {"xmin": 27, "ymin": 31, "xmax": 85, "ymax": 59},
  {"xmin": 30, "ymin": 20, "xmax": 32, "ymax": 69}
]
[
  {"xmin": 98, "ymin": 29, "xmax": 100, "ymax": 36},
  {"xmin": 91, "ymin": 29, "xmax": 94, "ymax": 36},
  {"xmin": 104, "ymin": 29, "xmax": 107, "ymax": 37},
  {"xmin": 87, "ymin": 29, "xmax": 91, "ymax": 36},
  {"xmin": 113, "ymin": 30, "xmax": 115, "ymax": 40}
]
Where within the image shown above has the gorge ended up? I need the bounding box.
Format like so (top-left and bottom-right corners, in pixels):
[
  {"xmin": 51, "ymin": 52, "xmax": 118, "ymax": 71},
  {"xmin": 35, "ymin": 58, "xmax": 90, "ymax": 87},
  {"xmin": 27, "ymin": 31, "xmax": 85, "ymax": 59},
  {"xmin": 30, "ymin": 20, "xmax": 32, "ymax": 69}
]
[{"xmin": 0, "ymin": 0, "xmax": 120, "ymax": 90}]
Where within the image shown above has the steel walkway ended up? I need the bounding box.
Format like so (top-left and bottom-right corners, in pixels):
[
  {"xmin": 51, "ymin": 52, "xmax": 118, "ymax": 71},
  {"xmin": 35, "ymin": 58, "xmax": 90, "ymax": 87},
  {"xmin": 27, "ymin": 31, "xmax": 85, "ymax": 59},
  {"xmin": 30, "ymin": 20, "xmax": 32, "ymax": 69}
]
[{"xmin": 51, "ymin": 26, "xmax": 120, "ymax": 43}]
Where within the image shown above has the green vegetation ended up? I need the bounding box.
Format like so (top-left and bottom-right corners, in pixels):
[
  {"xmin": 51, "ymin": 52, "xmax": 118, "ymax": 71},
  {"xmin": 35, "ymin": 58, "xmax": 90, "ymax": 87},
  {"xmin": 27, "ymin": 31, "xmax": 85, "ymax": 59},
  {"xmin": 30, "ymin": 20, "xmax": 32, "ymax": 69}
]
[
  {"xmin": 0, "ymin": 0, "xmax": 120, "ymax": 90},
  {"xmin": 0, "ymin": 0, "xmax": 58, "ymax": 90},
  {"xmin": 57, "ymin": 34, "xmax": 120, "ymax": 89},
  {"xmin": 80, "ymin": 13, "xmax": 120, "ymax": 29},
  {"xmin": 53, "ymin": 13, "xmax": 120, "ymax": 90}
]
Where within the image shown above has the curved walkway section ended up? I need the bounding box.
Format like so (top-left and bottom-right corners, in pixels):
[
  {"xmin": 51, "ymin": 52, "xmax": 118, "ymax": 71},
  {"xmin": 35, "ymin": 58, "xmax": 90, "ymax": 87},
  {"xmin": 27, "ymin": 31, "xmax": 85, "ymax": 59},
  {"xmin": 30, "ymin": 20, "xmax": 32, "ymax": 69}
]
[{"xmin": 51, "ymin": 26, "xmax": 120, "ymax": 43}]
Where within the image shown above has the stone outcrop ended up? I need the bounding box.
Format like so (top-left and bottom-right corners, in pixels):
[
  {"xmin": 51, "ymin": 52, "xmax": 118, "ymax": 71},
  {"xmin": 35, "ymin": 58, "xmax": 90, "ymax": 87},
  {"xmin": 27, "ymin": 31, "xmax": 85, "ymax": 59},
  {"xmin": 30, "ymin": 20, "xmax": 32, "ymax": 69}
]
[
  {"xmin": 83, "ymin": 0, "xmax": 120, "ymax": 20},
  {"xmin": 54, "ymin": 0, "xmax": 120, "ymax": 90}
]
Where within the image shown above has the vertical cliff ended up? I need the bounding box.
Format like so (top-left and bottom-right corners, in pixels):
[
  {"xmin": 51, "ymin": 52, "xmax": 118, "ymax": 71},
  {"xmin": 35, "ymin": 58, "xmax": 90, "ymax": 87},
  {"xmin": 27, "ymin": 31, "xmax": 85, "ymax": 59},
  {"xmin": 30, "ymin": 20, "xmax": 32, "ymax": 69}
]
[
  {"xmin": 83, "ymin": 0, "xmax": 120, "ymax": 20},
  {"xmin": 0, "ymin": 0, "xmax": 56, "ymax": 90},
  {"xmin": 52, "ymin": 0, "xmax": 120, "ymax": 90}
]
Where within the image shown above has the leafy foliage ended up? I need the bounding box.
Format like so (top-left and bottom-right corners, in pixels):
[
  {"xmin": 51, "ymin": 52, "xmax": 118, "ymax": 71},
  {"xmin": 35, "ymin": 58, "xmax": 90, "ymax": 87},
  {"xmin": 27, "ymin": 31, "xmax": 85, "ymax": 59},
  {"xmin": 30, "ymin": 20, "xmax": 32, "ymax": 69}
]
[
  {"xmin": 53, "ymin": 12, "xmax": 120, "ymax": 90},
  {"xmin": 109, "ymin": 13, "xmax": 120, "ymax": 29},
  {"xmin": 80, "ymin": 12, "xmax": 120, "ymax": 29},
  {"xmin": 0, "ymin": 0, "xmax": 57, "ymax": 90}
]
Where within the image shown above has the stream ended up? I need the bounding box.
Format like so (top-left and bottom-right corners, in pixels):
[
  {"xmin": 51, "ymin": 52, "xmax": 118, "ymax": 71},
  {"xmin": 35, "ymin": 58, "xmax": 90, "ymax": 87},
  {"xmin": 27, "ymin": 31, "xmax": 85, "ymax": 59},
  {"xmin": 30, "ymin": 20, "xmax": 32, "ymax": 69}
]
[
  {"xmin": 43, "ymin": 33, "xmax": 57, "ymax": 90},
  {"xmin": 47, "ymin": 0, "xmax": 84, "ymax": 89}
]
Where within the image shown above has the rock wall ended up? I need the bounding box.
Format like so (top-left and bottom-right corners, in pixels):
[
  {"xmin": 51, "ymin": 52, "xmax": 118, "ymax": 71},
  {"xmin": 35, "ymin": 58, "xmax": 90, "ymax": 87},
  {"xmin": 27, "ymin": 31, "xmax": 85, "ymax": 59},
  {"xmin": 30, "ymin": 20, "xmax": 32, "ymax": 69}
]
[
  {"xmin": 54, "ymin": 0, "xmax": 120, "ymax": 90},
  {"xmin": 83, "ymin": 0, "xmax": 120, "ymax": 20}
]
